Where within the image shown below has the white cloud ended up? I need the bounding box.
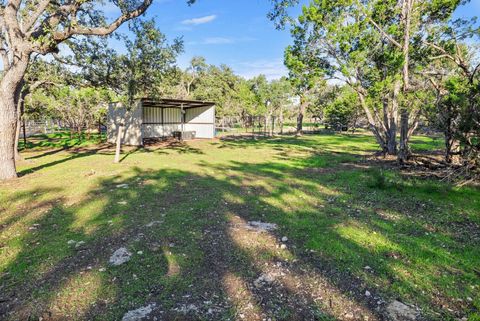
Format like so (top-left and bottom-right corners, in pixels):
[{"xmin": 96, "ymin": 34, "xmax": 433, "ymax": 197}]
[
  {"xmin": 203, "ymin": 37, "xmax": 234, "ymax": 44},
  {"xmin": 187, "ymin": 36, "xmax": 256, "ymax": 46},
  {"xmin": 181, "ymin": 15, "xmax": 217, "ymax": 25},
  {"xmin": 232, "ymin": 59, "xmax": 288, "ymax": 80}
]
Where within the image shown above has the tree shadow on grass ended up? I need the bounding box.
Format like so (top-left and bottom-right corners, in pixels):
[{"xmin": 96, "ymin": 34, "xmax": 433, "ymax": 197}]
[
  {"xmin": 25, "ymin": 148, "xmax": 66, "ymax": 160},
  {"xmin": 2, "ymin": 146, "xmax": 478, "ymax": 320},
  {"xmin": 17, "ymin": 145, "xmax": 114, "ymax": 177},
  {"xmin": 201, "ymin": 155, "xmax": 479, "ymax": 320},
  {"xmin": 0, "ymin": 186, "xmax": 64, "ymax": 234},
  {"xmin": 18, "ymin": 140, "xmax": 205, "ymax": 178},
  {"xmin": 1, "ymin": 164, "xmax": 380, "ymax": 321}
]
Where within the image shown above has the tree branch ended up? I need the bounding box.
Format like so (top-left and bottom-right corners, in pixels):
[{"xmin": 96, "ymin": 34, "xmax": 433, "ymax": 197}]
[
  {"xmin": 22, "ymin": 0, "xmax": 52, "ymax": 32},
  {"xmin": 53, "ymin": 0, "xmax": 152, "ymax": 41},
  {"xmin": 367, "ymin": 16, "xmax": 402, "ymax": 49},
  {"xmin": 4, "ymin": 0, "xmax": 24, "ymax": 45},
  {"xmin": 353, "ymin": 0, "xmax": 402, "ymax": 49},
  {"xmin": 423, "ymin": 40, "xmax": 471, "ymax": 77}
]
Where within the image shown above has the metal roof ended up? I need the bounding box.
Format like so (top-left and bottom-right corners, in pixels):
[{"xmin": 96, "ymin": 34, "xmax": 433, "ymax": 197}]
[{"xmin": 141, "ymin": 98, "xmax": 215, "ymax": 109}]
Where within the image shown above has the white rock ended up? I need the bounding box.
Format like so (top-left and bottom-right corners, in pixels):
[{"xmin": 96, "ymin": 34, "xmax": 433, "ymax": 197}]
[
  {"xmin": 177, "ymin": 304, "xmax": 198, "ymax": 314},
  {"xmin": 75, "ymin": 241, "xmax": 86, "ymax": 249},
  {"xmin": 365, "ymin": 290, "xmax": 371, "ymax": 297},
  {"xmin": 254, "ymin": 274, "xmax": 275, "ymax": 287},
  {"xmin": 116, "ymin": 184, "xmax": 129, "ymax": 189},
  {"xmin": 121, "ymin": 304, "xmax": 156, "ymax": 321},
  {"xmin": 280, "ymin": 244, "xmax": 287, "ymax": 250},
  {"xmin": 386, "ymin": 300, "xmax": 418, "ymax": 321},
  {"xmin": 246, "ymin": 221, "xmax": 277, "ymax": 232},
  {"xmin": 109, "ymin": 247, "xmax": 132, "ymax": 266},
  {"xmin": 137, "ymin": 251, "xmax": 143, "ymax": 255},
  {"xmin": 67, "ymin": 240, "xmax": 76, "ymax": 245},
  {"xmin": 281, "ymin": 236, "xmax": 288, "ymax": 242},
  {"xmin": 146, "ymin": 221, "xmax": 162, "ymax": 227}
]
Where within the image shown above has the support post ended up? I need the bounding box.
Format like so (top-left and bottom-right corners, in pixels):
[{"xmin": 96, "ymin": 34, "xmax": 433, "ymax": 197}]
[
  {"xmin": 114, "ymin": 123, "xmax": 124, "ymax": 164},
  {"xmin": 181, "ymin": 104, "xmax": 184, "ymax": 140}
]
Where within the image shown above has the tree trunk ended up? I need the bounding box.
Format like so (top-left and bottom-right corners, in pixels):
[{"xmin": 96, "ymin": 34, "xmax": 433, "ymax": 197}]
[
  {"xmin": 280, "ymin": 105, "xmax": 284, "ymax": 135},
  {"xmin": 0, "ymin": 92, "xmax": 19, "ymax": 180},
  {"xmin": 266, "ymin": 112, "xmax": 273, "ymax": 136},
  {"xmin": 98, "ymin": 120, "xmax": 101, "ymax": 136},
  {"xmin": 398, "ymin": 110, "xmax": 410, "ymax": 163},
  {"xmin": 14, "ymin": 95, "xmax": 27, "ymax": 161},
  {"xmin": 386, "ymin": 80, "xmax": 400, "ymax": 155},
  {"xmin": 14, "ymin": 119, "xmax": 22, "ymax": 161},
  {"xmin": 296, "ymin": 96, "xmax": 306, "ymax": 136},
  {"xmin": 114, "ymin": 124, "xmax": 124, "ymax": 163},
  {"xmin": 397, "ymin": 0, "xmax": 414, "ymax": 164},
  {"xmin": 0, "ymin": 58, "xmax": 29, "ymax": 180},
  {"xmin": 271, "ymin": 113, "xmax": 275, "ymax": 136},
  {"xmin": 23, "ymin": 118, "xmax": 27, "ymax": 148},
  {"xmin": 356, "ymin": 90, "xmax": 387, "ymax": 152},
  {"xmin": 86, "ymin": 121, "xmax": 91, "ymax": 140},
  {"xmin": 444, "ymin": 116, "xmax": 461, "ymax": 164}
]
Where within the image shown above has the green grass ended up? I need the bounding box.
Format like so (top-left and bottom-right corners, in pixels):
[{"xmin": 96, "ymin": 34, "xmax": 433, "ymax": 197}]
[
  {"xmin": 19, "ymin": 131, "xmax": 105, "ymax": 150},
  {"xmin": 0, "ymin": 132, "xmax": 478, "ymax": 320}
]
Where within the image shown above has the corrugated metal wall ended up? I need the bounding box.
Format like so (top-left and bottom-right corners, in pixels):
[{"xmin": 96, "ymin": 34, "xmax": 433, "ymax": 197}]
[
  {"xmin": 143, "ymin": 107, "xmax": 184, "ymax": 124},
  {"xmin": 164, "ymin": 108, "xmax": 182, "ymax": 124},
  {"xmin": 143, "ymin": 107, "xmax": 163, "ymax": 124},
  {"xmin": 140, "ymin": 104, "xmax": 215, "ymax": 139}
]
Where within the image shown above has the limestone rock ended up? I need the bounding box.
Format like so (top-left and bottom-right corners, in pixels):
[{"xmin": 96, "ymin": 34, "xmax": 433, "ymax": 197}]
[
  {"xmin": 386, "ymin": 300, "xmax": 418, "ymax": 321},
  {"xmin": 121, "ymin": 304, "xmax": 156, "ymax": 321},
  {"xmin": 109, "ymin": 247, "xmax": 132, "ymax": 266}
]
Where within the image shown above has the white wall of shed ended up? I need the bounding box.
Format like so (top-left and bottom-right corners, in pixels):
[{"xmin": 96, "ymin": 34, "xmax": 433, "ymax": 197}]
[
  {"xmin": 185, "ymin": 106, "xmax": 215, "ymax": 138},
  {"xmin": 107, "ymin": 102, "xmax": 143, "ymax": 146},
  {"xmin": 184, "ymin": 124, "xmax": 215, "ymax": 138},
  {"xmin": 143, "ymin": 124, "xmax": 182, "ymax": 138}
]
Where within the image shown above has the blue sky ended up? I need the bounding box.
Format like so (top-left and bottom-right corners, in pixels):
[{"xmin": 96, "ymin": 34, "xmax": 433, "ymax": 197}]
[
  {"xmin": 107, "ymin": 0, "xmax": 305, "ymax": 80},
  {"xmin": 106, "ymin": 0, "xmax": 479, "ymax": 80}
]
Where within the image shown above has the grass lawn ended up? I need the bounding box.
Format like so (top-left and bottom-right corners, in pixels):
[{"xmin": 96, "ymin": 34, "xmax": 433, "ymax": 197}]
[{"xmin": 0, "ymin": 132, "xmax": 478, "ymax": 321}]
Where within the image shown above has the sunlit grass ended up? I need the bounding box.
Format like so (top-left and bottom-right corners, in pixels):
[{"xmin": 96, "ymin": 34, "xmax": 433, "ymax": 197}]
[{"xmin": 0, "ymin": 132, "xmax": 478, "ymax": 320}]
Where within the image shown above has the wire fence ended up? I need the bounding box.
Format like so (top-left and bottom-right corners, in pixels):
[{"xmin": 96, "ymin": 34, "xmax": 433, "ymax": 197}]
[
  {"xmin": 19, "ymin": 120, "xmax": 105, "ymax": 138},
  {"xmin": 19, "ymin": 120, "xmax": 68, "ymax": 138}
]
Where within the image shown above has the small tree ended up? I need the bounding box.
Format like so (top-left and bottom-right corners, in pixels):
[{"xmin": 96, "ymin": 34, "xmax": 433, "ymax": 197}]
[
  {"xmin": 284, "ymin": 45, "xmax": 320, "ymax": 135},
  {"xmin": 324, "ymin": 88, "xmax": 359, "ymax": 131}
]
